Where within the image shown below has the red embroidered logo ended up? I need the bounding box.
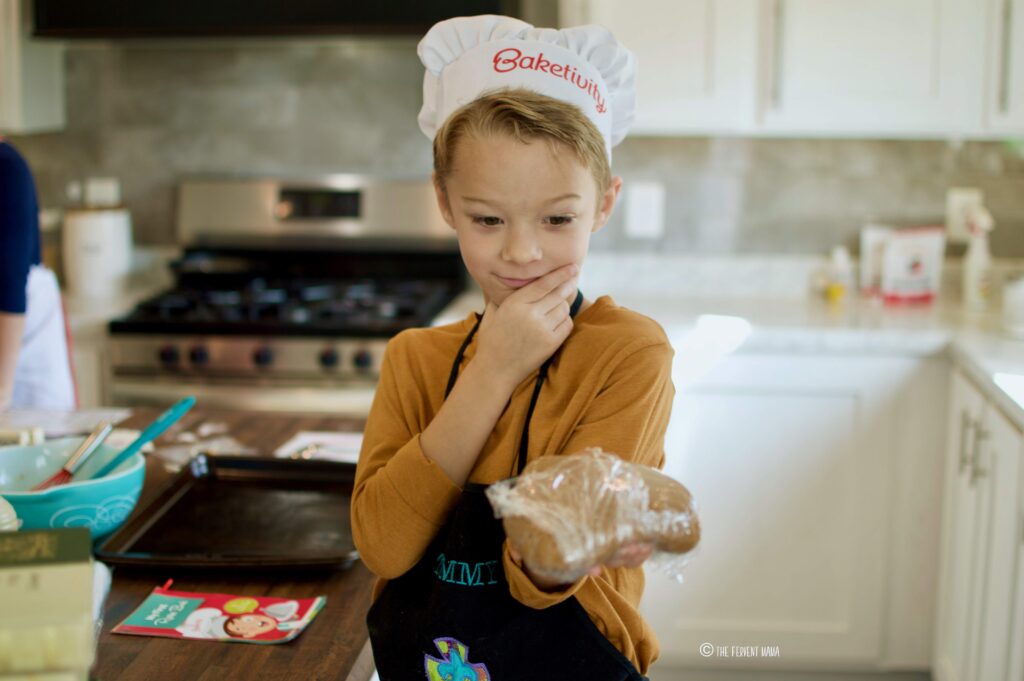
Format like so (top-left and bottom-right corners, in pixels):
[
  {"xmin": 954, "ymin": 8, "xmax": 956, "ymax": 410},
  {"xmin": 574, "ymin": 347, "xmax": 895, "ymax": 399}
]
[{"xmin": 492, "ymin": 47, "xmax": 607, "ymax": 114}]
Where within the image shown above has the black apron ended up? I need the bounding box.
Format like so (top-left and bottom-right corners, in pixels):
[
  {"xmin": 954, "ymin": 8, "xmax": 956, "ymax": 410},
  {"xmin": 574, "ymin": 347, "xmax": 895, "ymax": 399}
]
[{"xmin": 367, "ymin": 290, "xmax": 648, "ymax": 681}]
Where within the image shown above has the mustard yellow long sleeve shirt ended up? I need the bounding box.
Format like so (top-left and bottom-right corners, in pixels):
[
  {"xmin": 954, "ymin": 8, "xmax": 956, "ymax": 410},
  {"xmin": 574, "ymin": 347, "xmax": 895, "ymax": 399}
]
[{"xmin": 351, "ymin": 295, "xmax": 675, "ymax": 674}]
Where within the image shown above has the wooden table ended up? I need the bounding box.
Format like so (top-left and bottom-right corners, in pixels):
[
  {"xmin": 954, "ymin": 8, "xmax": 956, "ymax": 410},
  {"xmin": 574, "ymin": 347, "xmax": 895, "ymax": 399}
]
[{"xmin": 92, "ymin": 408, "xmax": 377, "ymax": 681}]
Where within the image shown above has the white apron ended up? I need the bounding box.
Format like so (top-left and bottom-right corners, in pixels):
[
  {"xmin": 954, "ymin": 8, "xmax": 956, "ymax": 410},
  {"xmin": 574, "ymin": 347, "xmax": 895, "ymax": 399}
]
[{"xmin": 11, "ymin": 265, "xmax": 76, "ymax": 410}]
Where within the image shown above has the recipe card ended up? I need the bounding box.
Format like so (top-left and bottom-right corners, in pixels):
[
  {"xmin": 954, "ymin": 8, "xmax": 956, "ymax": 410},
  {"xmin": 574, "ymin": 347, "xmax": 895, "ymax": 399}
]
[
  {"xmin": 112, "ymin": 580, "xmax": 325, "ymax": 644},
  {"xmin": 273, "ymin": 430, "xmax": 363, "ymax": 465}
]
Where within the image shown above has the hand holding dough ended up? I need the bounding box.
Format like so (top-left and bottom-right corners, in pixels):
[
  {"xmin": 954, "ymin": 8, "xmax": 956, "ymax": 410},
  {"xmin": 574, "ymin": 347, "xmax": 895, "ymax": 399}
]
[{"xmin": 486, "ymin": 448, "xmax": 701, "ymax": 583}]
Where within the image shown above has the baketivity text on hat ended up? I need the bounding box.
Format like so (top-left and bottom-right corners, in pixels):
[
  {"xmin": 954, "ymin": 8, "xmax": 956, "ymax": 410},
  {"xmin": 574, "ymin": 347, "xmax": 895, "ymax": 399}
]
[{"xmin": 492, "ymin": 48, "xmax": 607, "ymax": 114}]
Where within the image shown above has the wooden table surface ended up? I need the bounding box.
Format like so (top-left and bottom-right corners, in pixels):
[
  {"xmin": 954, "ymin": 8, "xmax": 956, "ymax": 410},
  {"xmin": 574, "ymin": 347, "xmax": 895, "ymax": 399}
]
[{"xmin": 92, "ymin": 408, "xmax": 377, "ymax": 681}]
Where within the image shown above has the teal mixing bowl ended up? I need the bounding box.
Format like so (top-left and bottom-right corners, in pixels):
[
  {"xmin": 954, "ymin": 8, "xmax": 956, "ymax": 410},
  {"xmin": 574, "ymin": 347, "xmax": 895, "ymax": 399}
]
[{"xmin": 0, "ymin": 437, "xmax": 145, "ymax": 539}]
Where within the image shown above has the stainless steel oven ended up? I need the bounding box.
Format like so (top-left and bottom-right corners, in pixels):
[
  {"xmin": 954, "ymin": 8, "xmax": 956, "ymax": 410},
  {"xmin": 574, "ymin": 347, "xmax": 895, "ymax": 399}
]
[{"xmin": 108, "ymin": 176, "xmax": 467, "ymax": 416}]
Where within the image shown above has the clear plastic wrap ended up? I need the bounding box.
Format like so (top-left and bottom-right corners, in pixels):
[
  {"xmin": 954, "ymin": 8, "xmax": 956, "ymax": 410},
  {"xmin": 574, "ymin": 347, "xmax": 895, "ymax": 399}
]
[{"xmin": 486, "ymin": 447, "xmax": 700, "ymax": 584}]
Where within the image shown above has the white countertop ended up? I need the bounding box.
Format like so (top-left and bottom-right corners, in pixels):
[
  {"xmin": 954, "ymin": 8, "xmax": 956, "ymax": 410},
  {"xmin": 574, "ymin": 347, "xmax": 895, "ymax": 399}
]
[
  {"xmin": 65, "ymin": 250, "xmax": 1024, "ymax": 432},
  {"xmin": 63, "ymin": 247, "xmax": 177, "ymax": 340},
  {"xmin": 435, "ymin": 285, "xmax": 1024, "ymax": 431}
]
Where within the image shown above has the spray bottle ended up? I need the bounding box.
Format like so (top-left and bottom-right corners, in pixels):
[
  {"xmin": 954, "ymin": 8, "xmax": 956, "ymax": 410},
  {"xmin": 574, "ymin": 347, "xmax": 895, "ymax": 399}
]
[{"xmin": 962, "ymin": 203, "xmax": 995, "ymax": 309}]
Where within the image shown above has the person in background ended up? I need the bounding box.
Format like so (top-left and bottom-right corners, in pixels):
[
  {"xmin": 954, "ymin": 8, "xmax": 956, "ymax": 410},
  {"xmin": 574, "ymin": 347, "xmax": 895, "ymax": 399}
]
[
  {"xmin": 0, "ymin": 137, "xmax": 75, "ymax": 410},
  {"xmin": 352, "ymin": 15, "xmax": 673, "ymax": 680}
]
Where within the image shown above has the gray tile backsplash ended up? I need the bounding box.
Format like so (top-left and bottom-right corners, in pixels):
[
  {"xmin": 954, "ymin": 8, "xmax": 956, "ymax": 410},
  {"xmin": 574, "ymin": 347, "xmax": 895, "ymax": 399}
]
[{"xmin": 8, "ymin": 41, "xmax": 1024, "ymax": 256}]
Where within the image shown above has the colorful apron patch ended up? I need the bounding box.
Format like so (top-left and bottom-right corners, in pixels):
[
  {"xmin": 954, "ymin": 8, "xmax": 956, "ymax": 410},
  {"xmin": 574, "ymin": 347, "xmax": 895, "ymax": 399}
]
[{"xmin": 424, "ymin": 637, "xmax": 491, "ymax": 681}]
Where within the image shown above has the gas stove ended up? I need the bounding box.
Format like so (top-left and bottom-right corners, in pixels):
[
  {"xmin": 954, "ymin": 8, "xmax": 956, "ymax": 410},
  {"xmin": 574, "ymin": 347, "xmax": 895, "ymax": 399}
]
[
  {"xmin": 116, "ymin": 278, "xmax": 450, "ymax": 337},
  {"xmin": 107, "ymin": 177, "xmax": 466, "ymax": 414}
]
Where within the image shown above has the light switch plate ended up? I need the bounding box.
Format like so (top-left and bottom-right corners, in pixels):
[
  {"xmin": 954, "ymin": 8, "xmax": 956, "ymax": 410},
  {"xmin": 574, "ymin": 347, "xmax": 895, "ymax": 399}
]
[
  {"xmin": 946, "ymin": 187, "xmax": 984, "ymax": 244},
  {"xmin": 624, "ymin": 181, "xmax": 665, "ymax": 239}
]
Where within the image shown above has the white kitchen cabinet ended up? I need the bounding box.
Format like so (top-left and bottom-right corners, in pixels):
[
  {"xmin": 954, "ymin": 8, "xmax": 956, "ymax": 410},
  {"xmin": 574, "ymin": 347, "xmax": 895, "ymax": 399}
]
[
  {"xmin": 973, "ymin": 404, "xmax": 1023, "ymax": 681},
  {"xmin": 933, "ymin": 368, "xmax": 1024, "ymax": 681},
  {"xmin": 984, "ymin": 0, "xmax": 1024, "ymax": 133},
  {"xmin": 642, "ymin": 352, "xmax": 948, "ymax": 670},
  {"xmin": 561, "ymin": 0, "xmax": 995, "ymax": 138},
  {"xmin": 1007, "ymin": 448, "xmax": 1024, "ymax": 681},
  {"xmin": 933, "ymin": 371, "xmax": 989, "ymax": 681},
  {"xmin": 560, "ymin": 0, "xmax": 760, "ymax": 134},
  {"xmin": 0, "ymin": 0, "xmax": 65, "ymax": 134},
  {"xmin": 758, "ymin": 0, "xmax": 983, "ymax": 136}
]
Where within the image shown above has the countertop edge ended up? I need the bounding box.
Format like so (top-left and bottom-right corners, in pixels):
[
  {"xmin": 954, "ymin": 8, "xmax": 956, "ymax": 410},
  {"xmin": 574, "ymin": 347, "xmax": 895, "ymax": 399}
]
[
  {"xmin": 76, "ymin": 284, "xmax": 1024, "ymax": 434},
  {"xmin": 949, "ymin": 339, "xmax": 1024, "ymax": 432},
  {"xmin": 440, "ymin": 291, "xmax": 1024, "ymax": 431}
]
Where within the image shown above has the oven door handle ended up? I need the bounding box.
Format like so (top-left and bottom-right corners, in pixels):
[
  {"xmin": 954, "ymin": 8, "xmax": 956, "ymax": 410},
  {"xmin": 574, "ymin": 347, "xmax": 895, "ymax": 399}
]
[{"xmin": 110, "ymin": 378, "xmax": 376, "ymax": 417}]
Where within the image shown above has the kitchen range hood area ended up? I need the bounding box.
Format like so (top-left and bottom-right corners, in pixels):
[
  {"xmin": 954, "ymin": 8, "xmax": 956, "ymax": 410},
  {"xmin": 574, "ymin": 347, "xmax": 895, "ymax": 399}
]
[{"xmin": 32, "ymin": 0, "xmax": 522, "ymax": 38}]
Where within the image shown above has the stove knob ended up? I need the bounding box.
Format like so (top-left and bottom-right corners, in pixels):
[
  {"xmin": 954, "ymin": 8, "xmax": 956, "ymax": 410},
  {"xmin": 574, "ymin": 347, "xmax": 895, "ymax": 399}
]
[
  {"xmin": 158, "ymin": 345, "xmax": 180, "ymax": 366},
  {"xmin": 319, "ymin": 348, "xmax": 339, "ymax": 369},
  {"xmin": 189, "ymin": 345, "xmax": 209, "ymax": 365},
  {"xmin": 253, "ymin": 346, "xmax": 274, "ymax": 367},
  {"xmin": 352, "ymin": 349, "xmax": 373, "ymax": 371}
]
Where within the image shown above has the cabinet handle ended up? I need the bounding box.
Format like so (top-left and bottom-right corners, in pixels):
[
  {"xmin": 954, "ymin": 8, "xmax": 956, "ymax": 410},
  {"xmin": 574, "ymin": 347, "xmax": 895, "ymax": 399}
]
[
  {"xmin": 999, "ymin": 0, "xmax": 1014, "ymax": 115},
  {"xmin": 769, "ymin": 0, "xmax": 786, "ymax": 109},
  {"xmin": 969, "ymin": 424, "xmax": 990, "ymax": 486},
  {"xmin": 958, "ymin": 410, "xmax": 975, "ymax": 475}
]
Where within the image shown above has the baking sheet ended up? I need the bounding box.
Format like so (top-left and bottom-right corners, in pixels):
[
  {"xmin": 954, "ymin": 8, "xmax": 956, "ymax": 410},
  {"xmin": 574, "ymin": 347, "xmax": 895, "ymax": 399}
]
[{"xmin": 96, "ymin": 454, "xmax": 359, "ymax": 570}]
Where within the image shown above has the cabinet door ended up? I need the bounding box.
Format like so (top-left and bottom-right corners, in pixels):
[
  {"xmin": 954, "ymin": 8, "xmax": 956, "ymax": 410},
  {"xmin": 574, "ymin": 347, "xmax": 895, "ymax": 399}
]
[
  {"xmin": 759, "ymin": 0, "xmax": 983, "ymax": 136},
  {"xmin": 985, "ymin": 0, "xmax": 1024, "ymax": 132},
  {"xmin": 972, "ymin": 405, "xmax": 1023, "ymax": 681},
  {"xmin": 1006, "ymin": 441, "xmax": 1024, "ymax": 681},
  {"xmin": 562, "ymin": 0, "xmax": 759, "ymax": 134},
  {"xmin": 933, "ymin": 370, "xmax": 991, "ymax": 681},
  {"xmin": 642, "ymin": 354, "xmax": 915, "ymax": 667},
  {"xmin": 0, "ymin": 0, "xmax": 65, "ymax": 133}
]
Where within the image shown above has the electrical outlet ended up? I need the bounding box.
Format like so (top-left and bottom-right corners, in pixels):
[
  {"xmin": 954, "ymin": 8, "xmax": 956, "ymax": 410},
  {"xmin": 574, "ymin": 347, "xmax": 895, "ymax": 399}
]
[
  {"xmin": 946, "ymin": 187, "xmax": 984, "ymax": 243},
  {"xmin": 624, "ymin": 181, "xmax": 665, "ymax": 239},
  {"xmin": 65, "ymin": 180, "xmax": 82, "ymax": 204}
]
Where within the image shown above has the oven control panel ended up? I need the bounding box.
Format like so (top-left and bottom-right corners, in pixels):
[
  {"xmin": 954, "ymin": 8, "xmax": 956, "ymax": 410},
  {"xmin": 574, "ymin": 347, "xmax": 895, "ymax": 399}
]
[{"xmin": 112, "ymin": 336, "xmax": 388, "ymax": 380}]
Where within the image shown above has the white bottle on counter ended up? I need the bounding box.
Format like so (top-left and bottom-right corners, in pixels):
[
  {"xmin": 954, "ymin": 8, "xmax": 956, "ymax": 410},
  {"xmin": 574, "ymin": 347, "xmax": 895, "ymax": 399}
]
[
  {"xmin": 825, "ymin": 246, "xmax": 854, "ymax": 302},
  {"xmin": 962, "ymin": 205, "xmax": 994, "ymax": 310}
]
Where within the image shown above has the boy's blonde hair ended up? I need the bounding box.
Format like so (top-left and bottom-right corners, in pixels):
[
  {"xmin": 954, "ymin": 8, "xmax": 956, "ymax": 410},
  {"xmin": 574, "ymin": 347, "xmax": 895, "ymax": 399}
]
[{"xmin": 432, "ymin": 88, "xmax": 612, "ymax": 202}]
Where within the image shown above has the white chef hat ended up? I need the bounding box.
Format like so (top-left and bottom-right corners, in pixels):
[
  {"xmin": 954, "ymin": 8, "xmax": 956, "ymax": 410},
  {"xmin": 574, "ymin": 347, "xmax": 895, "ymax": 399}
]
[{"xmin": 417, "ymin": 15, "xmax": 637, "ymax": 160}]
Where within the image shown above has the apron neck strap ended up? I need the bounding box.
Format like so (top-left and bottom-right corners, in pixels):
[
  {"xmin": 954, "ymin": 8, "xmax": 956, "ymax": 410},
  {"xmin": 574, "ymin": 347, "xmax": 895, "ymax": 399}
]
[
  {"xmin": 444, "ymin": 289, "xmax": 586, "ymax": 476},
  {"xmin": 444, "ymin": 312, "xmax": 483, "ymax": 399}
]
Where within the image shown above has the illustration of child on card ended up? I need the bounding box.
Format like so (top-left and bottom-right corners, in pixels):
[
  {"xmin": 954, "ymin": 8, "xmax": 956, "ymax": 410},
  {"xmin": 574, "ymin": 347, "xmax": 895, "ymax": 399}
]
[{"xmin": 113, "ymin": 580, "xmax": 325, "ymax": 644}]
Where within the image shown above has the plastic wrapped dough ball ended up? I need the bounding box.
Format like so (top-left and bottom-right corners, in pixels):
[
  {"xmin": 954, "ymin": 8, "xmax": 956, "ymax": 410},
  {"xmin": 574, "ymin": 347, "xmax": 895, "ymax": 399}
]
[{"xmin": 486, "ymin": 448, "xmax": 700, "ymax": 583}]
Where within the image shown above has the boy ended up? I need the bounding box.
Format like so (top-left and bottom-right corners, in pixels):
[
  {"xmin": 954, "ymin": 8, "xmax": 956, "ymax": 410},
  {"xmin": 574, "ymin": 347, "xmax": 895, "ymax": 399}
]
[{"xmin": 352, "ymin": 16, "xmax": 673, "ymax": 680}]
